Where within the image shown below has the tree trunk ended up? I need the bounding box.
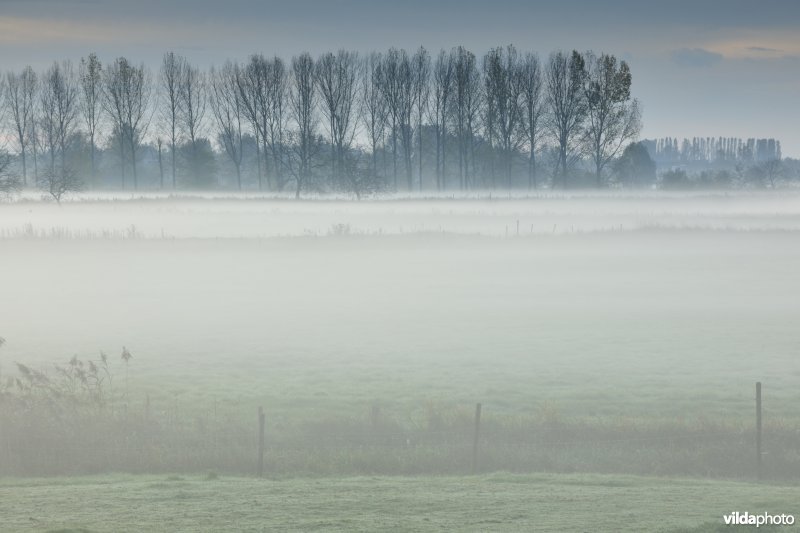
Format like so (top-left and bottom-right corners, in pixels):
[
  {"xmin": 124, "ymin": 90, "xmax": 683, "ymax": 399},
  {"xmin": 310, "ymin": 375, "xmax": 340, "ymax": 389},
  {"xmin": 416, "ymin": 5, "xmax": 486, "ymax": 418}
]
[
  {"xmin": 255, "ymin": 142, "xmax": 262, "ymax": 190},
  {"xmin": 21, "ymin": 150, "xmax": 27, "ymax": 188},
  {"xmin": 435, "ymin": 125, "xmax": 441, "ymax": 191},
  {"xmin": 372, "ymin": 140, "xmax": 378, "ymax": 180},
  {"xmin": 441, "ymin": 124, "xmax": 447, "ymax": 191},
  {"xmin": 90, "ymin": 136, "xmax": 96, "ymax": 188},
  {"xmin": 391, "ymin": 118, "xmax": 398, "ymax": 190},
  {"xmin": 528, "ymin": 149, "xmax": 537, "ymax": 189},
  {"xmin": 119, "ymin": 139, "xmax": 126, "ymax": 190},
  {"xmin": 158, "ymin": 143, "xmax": 164, "ymax": 189},
  {"xmin": 418, "ymin": 119, "xmax": 423, "ymax": 191},
  {"xmin": 171, "ymin": 140, "xmax": 176, "ymax": 189},
  {"xmin": 262, "ymin": 139, "xmax": 271, "ymax": 190}
]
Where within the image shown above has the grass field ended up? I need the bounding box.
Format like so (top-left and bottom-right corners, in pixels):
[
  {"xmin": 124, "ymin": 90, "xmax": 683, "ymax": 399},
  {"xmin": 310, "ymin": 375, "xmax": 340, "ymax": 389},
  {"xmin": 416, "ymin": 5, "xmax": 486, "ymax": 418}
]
[{"xmin": 1, "ymin": 472, "xmax": 798, "ymax": 532}]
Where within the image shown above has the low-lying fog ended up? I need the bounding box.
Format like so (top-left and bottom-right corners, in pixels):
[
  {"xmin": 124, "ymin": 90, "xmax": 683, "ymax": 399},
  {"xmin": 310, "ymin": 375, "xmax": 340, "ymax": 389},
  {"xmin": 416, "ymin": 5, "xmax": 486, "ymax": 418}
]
[
  {"xmin": 3, "ymin": 190, "xmax": 800, "ymax": 239},
  {"xmin": 1, "ymin": 191, "xmax": 799, "ymax": 419}
]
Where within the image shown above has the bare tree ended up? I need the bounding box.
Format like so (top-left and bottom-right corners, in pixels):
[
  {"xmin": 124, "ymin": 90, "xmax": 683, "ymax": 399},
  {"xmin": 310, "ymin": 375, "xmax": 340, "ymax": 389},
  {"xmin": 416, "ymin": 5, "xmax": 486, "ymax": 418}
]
[
  {"xmin": 123, "ymin": 62, "xmax": 152, "ymax": 190},
  {"xmin": 582, "ymin": 52, "xmax": 641, "ymax": 187},
  {"xmin": 361, "ymin": 52, "xmax": 387, "ymax": 180},
  {"xmin": 0, "ymin": 149, "xmax": 22, "ymax": 195},
  {"xmin": 238, "ymin": 54, "xmax": 287, "ymax": 190},
  {"xmin": 39, "ymin": 61, "xmax": 81, "ymax": 201},
  {"xmin": 29, "ymin": 91, "xmax": 41, "ymax": 183},
  {"xmin": 339, "ymin": 149, "xmax": 381, "ymax": 200},
  {"xmin": 79, "ymin": 53, "xmax": 102, "ymax": 186},
  {"xmin": 209, "ymin": 62, "xmax": 245, "ymax": 189},
  {"xmin": 398, "ymin": 56, "xmax": 415, "ymax": 191},
  {"xmin": 381, "ymin": 49, "xmax": 401, "ymax": 189},
  {"xmin": 0, "ymin": 82, "xmax": 22, "ymax": 195},
  {"xmin": 381, "ymin": 48, "xmax": 414, "ymax": 190},
  {"xmin": 289, "ymin": 52, "xmax": 317, "ymax": 198},
  {"xmin": 520, "ymin": 53, "xmax": 544, "ymax": 189},
  {"xmin": 41, "ymin": 163, "xmax": 82, "ymax": 203},
  {"xmin": 40, "ymin": 62, "xmax": 78, "ymax": 174},
  {"xmin": 462, "ymin": 56, "xmax": 482, "ymax": 189},
  {"xmin": 412, "ymin": 47, "xmax": 430, "ymax": 190},
  {"xmin": 179, "ymin": 60, "xmax": 207, "ymax": 183},
  {"xmin": 546, "ymin": 50, "xmax": 587, "ymax": 188},
  {"xmin": 484, "ymin": 45, "xmax": 524, "ymax": 189},
  {"xmin": 156, "ymin": 137, "xmax": 165, "ymax": 188},
  {"xmin": 4, "ymin": 67, "xmax": 37, "ymax": 186},
  {"xmin": 39, "ymin": 75, "xmax": 58, "ymax": 177},
  {"xmin": 103, "ymin": 57, "xmax": 152, "ymax": 189},
  {"xmin": 252, "ymin": 121, "xmax": 262, "ymax": 187},
  {"xmin": 430, "ymin": 50, "xmax": 454, "ymax": 190},
  {"xmin": 482, "ymin": 54, "xmax": 497, "ymax": 188},
  {"xmin": 452, "ymin": 46, "xmax": 482, "ymax": 189},
  {"xmin": 265, "ymin": 57, "xmax": 288, "ymax": 190},
  {"xmin": 160, "ymin": 52, "xmax": 183, "ymax": 188},
  {"xmin": 237, "ymin": 55, "xmax": 266, "ymax": 189},
  {"xmin": 104, "ymin": 60, "xmax": 128, "ymax": 188},
  {"xmin": 751, "ymin": 158, "xmax": 784, "ymax": 188},
  {"xmin": 316, "ymin": 50, "xmax": 360, "ymax": 189}
]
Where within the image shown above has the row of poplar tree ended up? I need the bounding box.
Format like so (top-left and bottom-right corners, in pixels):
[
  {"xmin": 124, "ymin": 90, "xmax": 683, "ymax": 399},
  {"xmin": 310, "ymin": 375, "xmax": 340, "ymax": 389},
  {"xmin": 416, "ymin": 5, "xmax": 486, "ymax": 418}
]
[{"xmin": 0, "ymin": 45, "xmax": 641, "ymax": 198}]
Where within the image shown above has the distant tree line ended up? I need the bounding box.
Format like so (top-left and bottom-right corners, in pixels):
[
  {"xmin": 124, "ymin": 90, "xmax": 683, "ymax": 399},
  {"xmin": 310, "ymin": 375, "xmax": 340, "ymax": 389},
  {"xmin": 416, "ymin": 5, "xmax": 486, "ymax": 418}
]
[
  {"xmin": 0, "ymin": 46, "xmax": 649, "ymax": 198},
  {"xmin": 637, "ymin": 136, "xmax": 798, "ymax": 190},
  {"xmin": 642, "ymin": 137, "xmax": 782, "ymax": 165},
  {"xmin": 657, "ymin": 158, "xmax": 799, "ymax": 190}
]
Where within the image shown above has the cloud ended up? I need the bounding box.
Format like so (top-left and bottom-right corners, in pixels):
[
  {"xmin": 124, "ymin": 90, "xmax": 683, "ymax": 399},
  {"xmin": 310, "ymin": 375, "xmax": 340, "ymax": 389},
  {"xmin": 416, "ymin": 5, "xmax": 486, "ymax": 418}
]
[
  {"xmin": 0, "ymin": 15, "xmax": 237, "ymax": 47},
  {"xmin": 670, "ymin": 48, "xmax": 724, "ymax": 67},
  {"xmin": 747, "ymin": 46, "xmax": 781, "ymax": 53},
  {"xmin": 0, "ymin": 16, "xmax": 115, "ymax": 44}
]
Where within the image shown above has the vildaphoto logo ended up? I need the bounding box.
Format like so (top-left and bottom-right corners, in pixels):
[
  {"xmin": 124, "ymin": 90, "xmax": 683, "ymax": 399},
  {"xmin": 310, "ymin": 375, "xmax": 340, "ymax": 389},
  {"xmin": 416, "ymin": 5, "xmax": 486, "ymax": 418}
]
[{"xmin": 723, "ymin": 512, "xmax": 795, "ymax": 527}]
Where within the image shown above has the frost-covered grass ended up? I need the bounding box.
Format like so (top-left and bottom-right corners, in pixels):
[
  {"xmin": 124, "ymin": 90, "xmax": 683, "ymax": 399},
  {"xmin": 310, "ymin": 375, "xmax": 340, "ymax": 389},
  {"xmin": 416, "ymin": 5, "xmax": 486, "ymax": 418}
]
[{"xmin": 0, "ymin": 472, "xmax": 797, "ymax": 532}]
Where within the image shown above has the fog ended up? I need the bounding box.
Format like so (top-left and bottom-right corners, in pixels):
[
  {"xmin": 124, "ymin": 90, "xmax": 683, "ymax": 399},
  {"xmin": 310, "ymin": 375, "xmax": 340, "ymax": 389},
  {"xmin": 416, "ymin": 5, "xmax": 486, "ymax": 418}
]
[
  {"xmin": 2, "ymin": 192, "xmax": 799, "ymax": 414},
  {"xmin": 4, "ymin": 190, "xmax": 800, "ymax": 239},
  {"xmin": 2, "ymin": 191, "xmax": 800, "ymax": 530}
]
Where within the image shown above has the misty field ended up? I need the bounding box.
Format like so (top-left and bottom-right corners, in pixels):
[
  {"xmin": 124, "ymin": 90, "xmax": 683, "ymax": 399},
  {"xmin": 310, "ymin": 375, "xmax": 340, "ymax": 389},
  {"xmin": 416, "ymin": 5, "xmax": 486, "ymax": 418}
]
[{"xmin": 1, "ymin": 191, "xmax": 799, "ymax": 483}]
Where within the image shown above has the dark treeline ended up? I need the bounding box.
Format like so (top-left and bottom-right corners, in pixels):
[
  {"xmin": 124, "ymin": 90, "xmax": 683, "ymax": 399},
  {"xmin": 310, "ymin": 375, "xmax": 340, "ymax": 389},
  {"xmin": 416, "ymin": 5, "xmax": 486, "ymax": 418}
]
[
  {"xmin": 642, "ymin": 137, "xmax": 782, "ymax": 164},
  {"xmin": 638, "ymin": 136, "xmax": 799, "ymax": 190},
  {"xmin": 0, "ymin": 46, "xmax": 650, "ymax": 198}
]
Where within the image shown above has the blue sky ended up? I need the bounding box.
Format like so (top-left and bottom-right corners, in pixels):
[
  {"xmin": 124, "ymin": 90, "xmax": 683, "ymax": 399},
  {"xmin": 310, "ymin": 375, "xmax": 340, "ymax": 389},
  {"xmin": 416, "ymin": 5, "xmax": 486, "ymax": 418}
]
[{"xmin": 2, "ymin": 0, "xmax": 798, "ymax": 155}]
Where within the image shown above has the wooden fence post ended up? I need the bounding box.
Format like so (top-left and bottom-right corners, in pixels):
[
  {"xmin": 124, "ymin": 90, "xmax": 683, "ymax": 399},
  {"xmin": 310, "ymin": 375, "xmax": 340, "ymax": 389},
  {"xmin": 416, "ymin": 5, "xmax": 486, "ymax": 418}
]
[
  {"xmin": 472, "ymin": 403, "xmax": 482, "ymax": 474},
  {"xmin": 756, "ymin": 382, "xmax": 762, "ymax": 480},
  {"xmin": 257, "ymin": 406, "xmax": 265, "ymax": 478}
]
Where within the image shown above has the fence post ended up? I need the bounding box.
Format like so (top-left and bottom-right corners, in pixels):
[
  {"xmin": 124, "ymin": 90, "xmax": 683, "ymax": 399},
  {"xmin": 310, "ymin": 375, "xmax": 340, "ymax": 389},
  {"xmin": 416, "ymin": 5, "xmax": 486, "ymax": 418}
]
[
  {"xmin": 472, "ymin": 403, "xmax": 482, "ymax": 474},
  {"xmin": 257, "ymin": 406, "xmax": 265, "ymax": 478},
  {"xmin": 756, "ymin": 382, "xmax": 762, "ymax": 480}
]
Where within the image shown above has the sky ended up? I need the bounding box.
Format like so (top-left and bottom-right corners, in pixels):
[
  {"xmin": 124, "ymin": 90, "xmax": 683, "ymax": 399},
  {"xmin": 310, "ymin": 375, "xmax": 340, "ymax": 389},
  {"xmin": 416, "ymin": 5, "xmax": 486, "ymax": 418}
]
[{"xmin": 1, "ymin": 0, "xmax": 799, "ymax": 156}]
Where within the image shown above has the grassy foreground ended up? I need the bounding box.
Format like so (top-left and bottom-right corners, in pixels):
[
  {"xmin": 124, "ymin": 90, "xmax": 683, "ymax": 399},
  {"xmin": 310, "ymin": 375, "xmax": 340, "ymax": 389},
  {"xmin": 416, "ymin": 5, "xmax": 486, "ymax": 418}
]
[{"xmin": 0, "ymin": 473, "xmax": 797, "ymax": 532}]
